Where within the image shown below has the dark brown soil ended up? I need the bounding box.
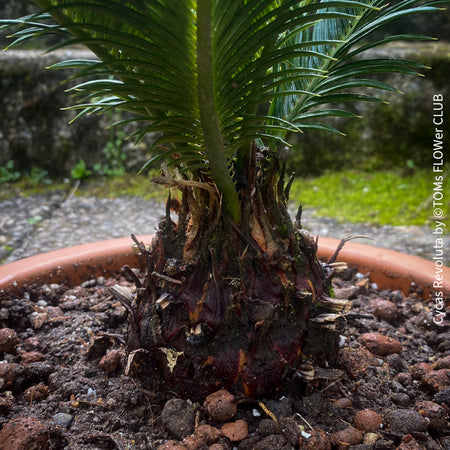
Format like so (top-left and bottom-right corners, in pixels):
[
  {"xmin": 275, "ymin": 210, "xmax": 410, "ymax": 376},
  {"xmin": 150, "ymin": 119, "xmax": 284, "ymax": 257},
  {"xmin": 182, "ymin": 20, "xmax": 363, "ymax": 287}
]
[{"xmin": 0, "ymin": 267, "xmax": 449, "ymax": 449}]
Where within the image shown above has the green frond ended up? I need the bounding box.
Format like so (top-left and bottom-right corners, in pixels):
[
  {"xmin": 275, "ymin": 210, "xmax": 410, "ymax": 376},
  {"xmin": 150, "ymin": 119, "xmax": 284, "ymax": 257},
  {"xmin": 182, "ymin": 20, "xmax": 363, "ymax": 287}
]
[
  {"xmin": 271, "ymin": 0, "xmax": 441, "ymax": 128},
  {"xmin": 1, "ymin": 0, "xmax": 445, "ymax": 221}
]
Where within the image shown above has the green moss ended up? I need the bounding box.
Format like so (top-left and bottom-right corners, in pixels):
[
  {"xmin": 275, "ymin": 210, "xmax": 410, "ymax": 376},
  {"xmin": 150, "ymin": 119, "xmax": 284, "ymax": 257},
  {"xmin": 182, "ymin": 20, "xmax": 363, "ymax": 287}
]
[
  {"xmin": 0, "ymin": 180, "xmax": 68, "ymax": 201},
  {"xmin": 78, "ymin": 174, "xmax": 166, "ymax": 200},
  {"xmin": 290, "ymin": 168, "xmax": 449, "ymax": 227},
  {"xmin": 0, "ymin": 173, "xmax": 166, "ymax": 202}
]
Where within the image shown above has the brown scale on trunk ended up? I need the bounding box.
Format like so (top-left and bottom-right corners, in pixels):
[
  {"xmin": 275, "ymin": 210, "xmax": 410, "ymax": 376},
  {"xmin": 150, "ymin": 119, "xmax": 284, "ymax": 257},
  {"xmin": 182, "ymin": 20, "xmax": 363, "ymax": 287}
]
[{"xmin": 124, "ymin": 144, "xmax": 349, "ymax": 400}]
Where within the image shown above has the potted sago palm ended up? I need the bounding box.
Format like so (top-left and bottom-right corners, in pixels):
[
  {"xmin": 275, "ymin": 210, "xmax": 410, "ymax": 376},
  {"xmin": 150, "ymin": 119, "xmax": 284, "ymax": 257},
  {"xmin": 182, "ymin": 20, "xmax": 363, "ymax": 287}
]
[{"xmin": 1, "ymin": 0, "xmax": 448, "ymax": 399}]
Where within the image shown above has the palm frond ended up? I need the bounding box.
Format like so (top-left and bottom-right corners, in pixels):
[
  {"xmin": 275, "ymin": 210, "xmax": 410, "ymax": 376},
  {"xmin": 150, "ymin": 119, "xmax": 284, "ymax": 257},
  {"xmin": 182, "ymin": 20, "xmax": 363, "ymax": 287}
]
[
  {"xmin": 270, "ymin": 0, "xmax": 441, "ymax": 132},
  {"xmin": 1, "ymin": 0, "xmax": 443, "ymax": 220}
]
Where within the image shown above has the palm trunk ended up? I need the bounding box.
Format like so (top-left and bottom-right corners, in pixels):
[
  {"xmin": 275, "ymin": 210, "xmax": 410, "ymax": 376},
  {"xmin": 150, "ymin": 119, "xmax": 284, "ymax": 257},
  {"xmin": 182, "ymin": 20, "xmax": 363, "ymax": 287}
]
[{"xmin": 130, "ymin": 145, "xmax": 348, "ymax": 399}]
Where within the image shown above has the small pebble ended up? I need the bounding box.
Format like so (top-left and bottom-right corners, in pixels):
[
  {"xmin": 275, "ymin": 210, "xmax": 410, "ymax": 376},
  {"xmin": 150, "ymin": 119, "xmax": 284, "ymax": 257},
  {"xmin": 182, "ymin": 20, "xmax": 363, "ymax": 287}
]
[
  {"xmin": 410, "ymin": 362, "xmax": 432, "ymax": 380},
  {"xmin": 52, "ymin": 412, "xmax": 74, "ymax": 429},
  {"xmin": 360, "ymin": 332, "xmax": 402, "ymax": 356},
  {"xmin": 415, "ymin": 400, "xmax": 447, "ymax": 430},
  {"xmin": 161, "ymin": 398, "xmax": 195, "ymax": 440},
  {"xmin": 384, "ymin": 409, "xmax": 428, "ymax": 434},
  {"xmin": 391, "ymin": 393, "xmax": 411, "ymax": 407},
  {"xmin": 0, "ymin": 362, "xmax": 16, "ymax": 385},
  {"xmin": 397, "ymin": 372, "xmax": 413, "ymax": 387},
  {"xmin": 396, "ymin": 434, "xmax": 426, "ymax": 450},
  {"xmin": 421, "ymin": 369, "xmax": 450, "ymax": 392},
  {"xmin": 331, "ymin": 425, "xmax": 363, "ymax": 448},
  {"xmin": 87, "ymin": 387, "xmax": 96, "ymax": 397},
  {"xmin": 438, "ymin": 338, "xmax": 450, "ymax": 352},
  {"xmin": 220, "ymin": 420, "xmax": 248, "ymax": 442},
  {"xmin": 204, "ymin": 389, "xmax": 236, "ymax": 422},
  {"xmin": 333, "ymin": 398, "xmax": 353, "ymax": 408},
  {"xmin": 0, "ymin": 328, "xmax": 19, "ymax": 353},
  {"xmin": 354, "ymin": 409, "xmax": 382, "ymax": 432},
  {"xmin": 20, "ymin": 351, "xmax": 46, "ymax": 364},
  {"xmin": 194, "ymin": 424, "xmax": 221, "ymax": 445},
  {"xmin": 23, "ymin": 337, "xmax": 40, "ymax": 350},
  {"xmin": 254, "ymin": 434, "xmax": 287, "ymax": 449},
  {"xmin": 0, "ymin": 417, "xmax": 49, "ymax": 450},
  {"xmin": 338, "ymin": 347, "xmax": 377, "ymax": 379},
  {"xmin": 256, "ymin": 418, "xmax": 278, "ymax": 437},
  {"xmin": 391, "ymin": 380, "xmax": 405, "ymax": 391},
  {"xmin": 386, "ymin": 353, "xmax": 403, "ymax": 372},
  {"xmin": 371, "ymin": 299, "xmax": 399, "ymax": 322},
  {"xmin": 433, "ymin": 386, "xmax": 450, "ymax": 407},
  {"xmin": 209, "ymin": 444, "xmax": 228, "ymax": 450},
  {"xmin": 81, "ymin": 279, "xmax": 96, "ymax": 288},
  {"xmin": 181, "ymin": 435, "xmax": 207, "ymax": 449},
  {"xmin": 297, "ymin": 427, "xmax": 332, "ymax": 450},
  {"xmin": 24, "ymin": 383, "xmax": 49, "ymax": 403},
  {"xmin": 363, "ymin": 432, "xmax": 379, "ymax": 445},
  {"xmin": 434, "ymin": 355, "xmax": 450, "ymax": 369},
  {"xmin": 98, "ymin": 349, "xmax": 121, "ymax": 374}
]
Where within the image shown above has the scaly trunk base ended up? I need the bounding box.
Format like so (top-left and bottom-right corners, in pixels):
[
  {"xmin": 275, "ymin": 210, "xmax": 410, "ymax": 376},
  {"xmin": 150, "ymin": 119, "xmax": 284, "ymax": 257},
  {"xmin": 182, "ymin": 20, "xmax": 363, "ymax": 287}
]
[
  {"xmin": 127, "ymin": 191, "xmax": 347, "ymax": 400},
  {"xmin": 123, "ymin": 145, "xmax": 349, "ymax": 400}
]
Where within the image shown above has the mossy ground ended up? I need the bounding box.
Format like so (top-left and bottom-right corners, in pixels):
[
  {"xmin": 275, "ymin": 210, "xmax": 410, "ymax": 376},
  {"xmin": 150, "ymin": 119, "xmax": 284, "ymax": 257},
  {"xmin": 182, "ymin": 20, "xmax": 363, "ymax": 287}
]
[
  {"xmin": 0, "ymin": 173, "xmax": 165, "ymax": 202},
  {"xmin": 290, "ymin": 168, "xmax": 449, "ymax": 227}
]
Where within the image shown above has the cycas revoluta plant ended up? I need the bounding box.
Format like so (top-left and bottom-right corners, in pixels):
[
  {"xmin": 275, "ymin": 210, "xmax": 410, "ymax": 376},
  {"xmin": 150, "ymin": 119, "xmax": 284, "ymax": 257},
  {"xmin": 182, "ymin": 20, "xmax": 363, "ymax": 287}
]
[{"xmin": 2, "ymin": 0, "xmax": 445, "ymax": 399}]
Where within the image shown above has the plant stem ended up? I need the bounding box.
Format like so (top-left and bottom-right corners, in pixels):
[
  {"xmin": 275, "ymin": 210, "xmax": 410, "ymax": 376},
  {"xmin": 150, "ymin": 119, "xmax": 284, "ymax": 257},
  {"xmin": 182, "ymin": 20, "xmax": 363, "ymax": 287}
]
[{"xmin": 196, "ymin": 0, "xmax": 240, "ymax": 222}]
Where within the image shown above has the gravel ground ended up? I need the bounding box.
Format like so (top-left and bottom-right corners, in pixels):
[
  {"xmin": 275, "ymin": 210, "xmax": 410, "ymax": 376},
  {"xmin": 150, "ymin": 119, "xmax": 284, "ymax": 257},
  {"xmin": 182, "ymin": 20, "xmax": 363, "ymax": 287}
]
[{"xmin": 0, "ymin": 190, "xmax": 447, "ymax": 265}]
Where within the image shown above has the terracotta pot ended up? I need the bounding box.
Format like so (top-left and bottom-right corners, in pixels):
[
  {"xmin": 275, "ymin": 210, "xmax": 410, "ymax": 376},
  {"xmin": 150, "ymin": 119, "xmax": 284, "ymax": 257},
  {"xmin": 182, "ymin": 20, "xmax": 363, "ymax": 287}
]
[
  {"xmin": 0, "ymin": 235, "xmax": 448, "ymax": 299},
  {"xmin": 316, "ymin": 238, "xmax": 450, "ymax": 299}
]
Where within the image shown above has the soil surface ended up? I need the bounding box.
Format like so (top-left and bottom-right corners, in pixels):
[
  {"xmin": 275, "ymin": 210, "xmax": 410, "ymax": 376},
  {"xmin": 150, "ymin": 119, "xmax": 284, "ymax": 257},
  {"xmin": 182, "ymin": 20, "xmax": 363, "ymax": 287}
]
[{"xmin": 0, "ymin": 264, "xmax": 449, "ymax": 449}]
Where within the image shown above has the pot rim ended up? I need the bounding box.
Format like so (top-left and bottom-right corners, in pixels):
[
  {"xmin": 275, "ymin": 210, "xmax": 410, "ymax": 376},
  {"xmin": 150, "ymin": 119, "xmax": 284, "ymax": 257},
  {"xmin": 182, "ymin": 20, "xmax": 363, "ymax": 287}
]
[{"xmin": 0, "ymin": 235, "xmax": 448, "ymax": 298}]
